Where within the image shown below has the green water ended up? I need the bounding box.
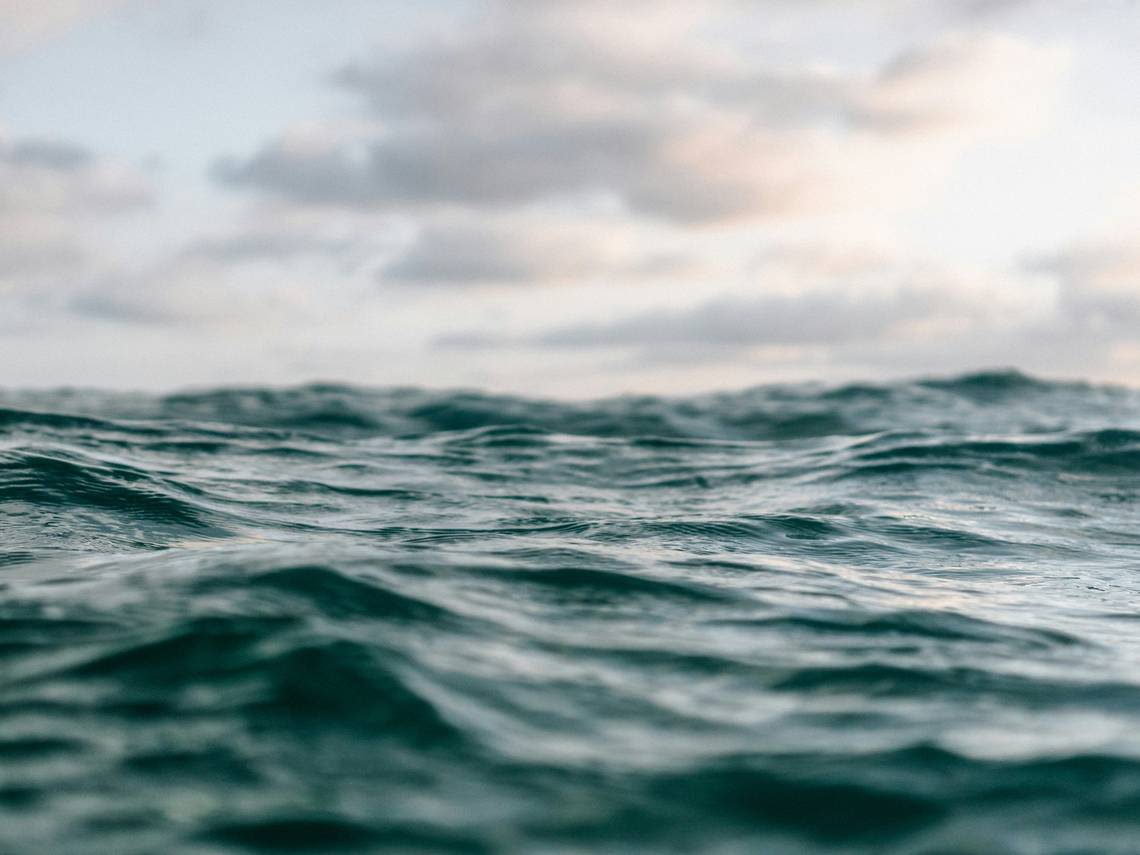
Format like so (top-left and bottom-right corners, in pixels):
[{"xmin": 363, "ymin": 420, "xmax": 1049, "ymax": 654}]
[{"xmin": 2, "ymin": 371, "xmax": 1140, "ymax": 853}]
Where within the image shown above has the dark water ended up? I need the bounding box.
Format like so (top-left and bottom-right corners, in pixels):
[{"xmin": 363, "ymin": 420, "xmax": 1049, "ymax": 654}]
[{"xmin": 2, "ymin": 371, "xmax": 1140, "ymax": 854}]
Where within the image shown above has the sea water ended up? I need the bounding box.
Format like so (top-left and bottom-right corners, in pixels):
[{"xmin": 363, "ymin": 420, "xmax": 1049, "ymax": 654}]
[{"xmin": 2, "ymin": 371, "xmax": 1140, "ymax": 853}]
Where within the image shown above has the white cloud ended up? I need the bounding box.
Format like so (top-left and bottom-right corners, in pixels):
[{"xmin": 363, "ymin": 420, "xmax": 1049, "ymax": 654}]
[
  {"xmin": 217, "ymin": 7, "xmax": 1066, "ymax": 229},
  {"xmin": 7, "ymin": 1, "xmax": 1125, "ymax": 394},
  {"xmin": 207, "ymin": 0, "xmax": 1076, "ymax": 344},
  {"xmin": 0, "ymin": 0, "xmax": 131, "ymax": 55},
  {"xmin": 210, "ymin": 1, "xmax": 1068, "ymax": 322},
  {"xmin": 0, "ymin": 132, "xmax": 152, "ymax": 305},
  {"xmin": 856, "ymin": 34, "xmax": 1066, "ymax": 136}
]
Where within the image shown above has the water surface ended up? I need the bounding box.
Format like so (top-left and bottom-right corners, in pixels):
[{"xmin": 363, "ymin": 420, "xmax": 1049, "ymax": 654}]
[{"xmin": 3, "ymin": 371, "xmax": 1140, "ymax": 853}]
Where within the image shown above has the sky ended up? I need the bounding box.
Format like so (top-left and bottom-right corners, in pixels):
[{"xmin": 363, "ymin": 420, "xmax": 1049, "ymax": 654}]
[{"xmin": 1, "ymin": 0, "xmax": 1138, "ymax": 397}]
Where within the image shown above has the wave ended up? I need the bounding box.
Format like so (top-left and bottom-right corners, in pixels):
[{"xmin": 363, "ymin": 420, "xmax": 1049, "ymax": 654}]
[
  {"xmin": 3, "ymin": 369, "xmax": 1132, "ymax": 440},
  {"xmin": 2, "ymin": 371, "xmax": 1140, "ymax": 852}
]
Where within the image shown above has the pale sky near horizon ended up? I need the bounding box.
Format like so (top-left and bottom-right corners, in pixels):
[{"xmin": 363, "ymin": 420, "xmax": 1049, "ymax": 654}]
[{"xmin": 1, "ymin": 0, "xmax": 1138, "ymax": 397}]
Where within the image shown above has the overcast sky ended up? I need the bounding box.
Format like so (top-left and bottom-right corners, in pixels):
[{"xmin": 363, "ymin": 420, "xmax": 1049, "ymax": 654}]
[{"xmin": 1, "ymin": 0, "xmax": 1138, "ymax": 396}]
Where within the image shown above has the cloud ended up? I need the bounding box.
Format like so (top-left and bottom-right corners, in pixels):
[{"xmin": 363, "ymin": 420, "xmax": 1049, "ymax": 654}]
[
  {"xmin": 1027, "ymin": 240, "xmax": 1140, "ymax": 332},
  {"xmin": 543, "ymin": 286, "xmax": 1023, "ymax": 353},
  {"xmin": 536, "ymin": 291, "xmax": 932, "ymax": 350},
  {"xmin": 425, "ymin": 235, "xmax": 1138, "ymax": 384},
  {"xmin": 212, "ymin": 0, "xmax": 1067, "ymax": 309},
  {"xmin": 382, "ymin": 215, "xmax": 692, "ymax": 285},
  {"xmin": 855, "ymin": 34, "xmax": 1064, "ymax": 136},
  {"xmin": 0, "ymin": 1, "xmax": 1132, "ymax": 395},
  {"xmin": 65, "ymin": 225, "xmax": 385, "ymax": 329},
  {"xmin": 0, "ymin": 132, "xmax": 152, "ymax": 299},
  {"xmin": 434, "ymin": 240, "xmax": 1051, "ymax": 355},
  {"xmin": 793, "ymin": 0, "xmax": 1043, "ymax": 21},
  {"xmin": 0, "ymin": 136, "xmax": 151, "ymax": 218},
  {"xmin": 182, "ymin": 231, "xmax": 367, "ymax": 266},
  {"xmin": 216, "ymin": 5, "xmax": 1066, "ymax": 228},
  {"xmin": 68, "ymin": 283, "xmax": 182, "ymax": 325},
  {"xmin": 954, "ymin": 0, "xmax": 1040, "ymax": 18},
  {"xmin": 0, "ymin": 0, "xmax": 131, "ymax": 55}
]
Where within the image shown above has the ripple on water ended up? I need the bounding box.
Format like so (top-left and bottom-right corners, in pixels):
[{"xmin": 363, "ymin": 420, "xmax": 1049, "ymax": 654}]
[{"xmin": 1, "ymin": 372, "xmax": 1140, "ymax": 853}]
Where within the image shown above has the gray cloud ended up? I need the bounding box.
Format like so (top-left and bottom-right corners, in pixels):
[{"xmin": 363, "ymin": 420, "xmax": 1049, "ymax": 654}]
[
  {"xmin": 182, "ymin": 232, "xmax": 365, "ymax": 265},
  {"xmin": 0, "ymin": 135, "xmax": 152, "ymax": 219},
  {"xmin": 434, "ymin": 278, "xmax": 1010, "ymax": 357},
  {"xmin": 68, "ymin": 286, "xmax": 183, "ymax": 325},
  {"xmin": 429, "ymin": 229, "xmax": 1070, "ymax": 367},
  {"xmin": 382, "ymin": 218, "xmax": 676, "ymax": 284},
  {"xmin": 0, "ymin": 240, "xmax": 85, "ymax": 280},
  {"xmin": 386, "ymin": 223, "xmax": 567, "ymax": 284},
  {"xmin": 1026, "ymin": 242, "xmax": 1140, "ymax": 331},
  {"xmin": 65, "ymin": 229, "xmax": 384, "ymax": 329},
  {"xmin": 214, "ymin": 1, "xmax": 1066, "ymax": 304},
  {"xmin": 536, "ymin": 289, "xmax": 949, "ymax": 350},
  {"xmin": 0, "ymin": 134, "xmax": 152, "ymax": 295},
  {"xmin": 7, "ymin": 140, "xmax": 92, "ymax": 170},
  {"xmin": 216, "ymin": 4, "xmax": 1065, "ymax": 225},
  {"xmin": 432, "ymin": 239, "xmax": 1135, "ymax": 374},
  {"xmin": 956, "ymin": 0, "xmax": 1038, "ymax": 18}
]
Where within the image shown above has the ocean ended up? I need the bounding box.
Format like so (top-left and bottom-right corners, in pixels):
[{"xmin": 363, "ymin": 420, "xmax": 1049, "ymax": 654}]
[{"xmin": 2, "ymin": 371, "xmax": 1140, "ymax": 853}]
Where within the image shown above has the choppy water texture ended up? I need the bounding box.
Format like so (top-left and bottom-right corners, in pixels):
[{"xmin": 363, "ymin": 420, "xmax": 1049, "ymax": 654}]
[{"xmin": 3, "ymin": 372, "xmax": 1140, "ymax": 854}]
